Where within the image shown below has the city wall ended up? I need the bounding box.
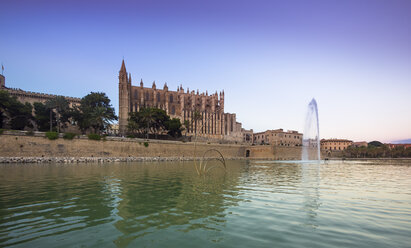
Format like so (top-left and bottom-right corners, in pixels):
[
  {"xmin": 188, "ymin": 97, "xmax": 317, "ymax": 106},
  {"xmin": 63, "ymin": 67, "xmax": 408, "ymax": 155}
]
[{"xmin": 0, "ymin": 134, "xmax": 321, "ymax": 161}]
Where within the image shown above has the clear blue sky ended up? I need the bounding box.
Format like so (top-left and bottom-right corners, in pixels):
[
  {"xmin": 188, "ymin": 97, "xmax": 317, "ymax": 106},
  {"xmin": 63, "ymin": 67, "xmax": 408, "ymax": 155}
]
[{"xmin": 1, "ymin": 0, "xmax": 410, "ymax": 142}]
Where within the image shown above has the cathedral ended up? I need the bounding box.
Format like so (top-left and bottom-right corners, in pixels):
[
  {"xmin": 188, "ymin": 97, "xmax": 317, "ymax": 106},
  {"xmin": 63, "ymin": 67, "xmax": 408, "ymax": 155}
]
[{"xmin": 118, "ymin": 60, "xmax": 245, "ymax": 141}]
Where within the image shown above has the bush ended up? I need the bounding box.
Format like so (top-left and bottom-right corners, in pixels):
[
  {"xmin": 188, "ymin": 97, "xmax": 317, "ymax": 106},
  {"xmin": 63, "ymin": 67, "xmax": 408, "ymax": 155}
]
[
  {"xmin": 88, "ymin": 133, "xmax": 101, "ymax": 140},
  {"xmin": 63, "ymin": 132, "xmax": 76, "ymax": 140},
  {"xmin": 26, "ymin": 131, "xmax": 34, "ymax": 136},
  {"xmin": 45, "ymin": 131, "xmax": 59, "ymax": 140},
  {"xmin": 0, "ymin": 129, "xmax": 4, "ymax": 135},
  {"xmin": 144, "ymin": 141, "xmax": 149, "ymax": 147}
]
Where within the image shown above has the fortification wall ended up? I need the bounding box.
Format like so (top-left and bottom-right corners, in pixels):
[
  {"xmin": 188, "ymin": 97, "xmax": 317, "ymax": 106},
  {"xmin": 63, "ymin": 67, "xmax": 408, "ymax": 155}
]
[
  {"xmin": 247, "ymin": 145, "xmax": 324, "ymax": 160},
  {"xmin": 0, "ymin": 135, "xmax": 246, "ymax": 158},
  {"xmin": 0, "ymin": 134, "xmax": 323, "ymax": 160}
]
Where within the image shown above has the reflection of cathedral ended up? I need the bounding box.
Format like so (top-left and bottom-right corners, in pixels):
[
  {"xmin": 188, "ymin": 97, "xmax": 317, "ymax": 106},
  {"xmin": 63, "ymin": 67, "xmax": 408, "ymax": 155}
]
[{"xmin": 118, "ymin": 60, "xmax": 246, "ymax": 141}]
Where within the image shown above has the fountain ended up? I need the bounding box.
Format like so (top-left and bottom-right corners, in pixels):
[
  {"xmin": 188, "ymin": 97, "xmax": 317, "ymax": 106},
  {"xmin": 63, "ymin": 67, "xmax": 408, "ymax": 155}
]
[{"xmin": 302, "ymin": 98, "xmax": 321, "ymax": 161}]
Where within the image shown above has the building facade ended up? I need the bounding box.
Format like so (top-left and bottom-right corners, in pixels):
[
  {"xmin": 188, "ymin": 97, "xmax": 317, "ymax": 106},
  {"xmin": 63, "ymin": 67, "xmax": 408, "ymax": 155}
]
[
  {"xmin": 253, "ymin": 129, "xmax": 303, "ymax": 146},
  {"xmin": 321, "ymin": 139, "xmax": 353, "ymax": 151},
  {"xmin": 118, "ymin": 60, "xmax": 244, "ymax": 141}
]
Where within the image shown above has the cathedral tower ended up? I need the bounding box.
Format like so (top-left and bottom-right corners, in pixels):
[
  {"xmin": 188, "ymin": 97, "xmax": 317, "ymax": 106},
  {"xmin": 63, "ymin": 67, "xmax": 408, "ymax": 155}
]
[{"xmin": 118, "ymin": 59, "xmax": 130, "ymax": 135}]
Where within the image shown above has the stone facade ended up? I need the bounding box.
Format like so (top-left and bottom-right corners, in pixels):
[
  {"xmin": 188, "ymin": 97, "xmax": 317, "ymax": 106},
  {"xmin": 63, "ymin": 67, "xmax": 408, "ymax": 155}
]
[
  {"xmin": 253, "ymin": 129, "xmax": 303, "ymax": 146},
  {"xmin": 321, "ymin": 139, "xmax": 353, "ymax": 151},
  {"xmin": 118, "ymin": 60, "xmax": 244, "ymax": 142}
]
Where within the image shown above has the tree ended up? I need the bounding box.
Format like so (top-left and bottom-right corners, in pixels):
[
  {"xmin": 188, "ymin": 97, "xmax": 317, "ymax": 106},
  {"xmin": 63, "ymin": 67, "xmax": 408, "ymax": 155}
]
[
  {"xmin": 73, "ymin": 92, "xmax": 117, "ymax": 134},
  {"xmin": 34, "ymin": 102, "xmax": 56, "ymax": 131},
  {"xmin": 368, "ymin": 141, "xmax": 383, "ymax": 147},
  {"xmin": 166, "ymin": 118, "xmax": 183, "ymax": 138},
  {"xmin": 45, "ymin": 96, "xmax": 71, "ymax": 132},
  {"xmin": 127, "ymin": 107, "xmax": 185, "ymax": 139},
  {"xmin": 0, "ymin": 90, "xmax": 33, "ymax": 130},
  {"xmin": 192, "ymin": 110, "xmax": 202, "ymax": 135}
]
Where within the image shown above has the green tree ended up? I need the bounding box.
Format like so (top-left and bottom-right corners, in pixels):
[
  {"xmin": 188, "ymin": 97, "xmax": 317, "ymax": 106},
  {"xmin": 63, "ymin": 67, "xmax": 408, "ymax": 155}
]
[
  {"xmin": 45, "ymin": 96, "xmax": 71, "ymax": 132},
  {"xmin": 0, "ymin": 90, "xmax": 33, "ymax": 130},
  {"xmin": 192, "ymin": 110, "xmax": 202, "ymax": 135},
  {"xmin": 73, "ymin": 92, "xmax": 117, "ymax": 134},
  {"xmin": 166, "ymin": 118, "xmax": 183, "ymax": 138},
  {"xmin": 34, "ymin": 102, "xmax": 56, "ymax": 131}
]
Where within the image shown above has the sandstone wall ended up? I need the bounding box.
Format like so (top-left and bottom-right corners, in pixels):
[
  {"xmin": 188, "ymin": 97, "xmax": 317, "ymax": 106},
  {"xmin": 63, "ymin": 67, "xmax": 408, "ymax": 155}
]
[
  {"xmin": 247, "ymin": 145, "xmax": 324, "ymax": 160},
  {"xmin": 0, "ymin": 135, "xmax": 245, "ymax": 158},
  {"xmin": 0, "ymin": 134, "xmax": 325, "ymax": 160}
]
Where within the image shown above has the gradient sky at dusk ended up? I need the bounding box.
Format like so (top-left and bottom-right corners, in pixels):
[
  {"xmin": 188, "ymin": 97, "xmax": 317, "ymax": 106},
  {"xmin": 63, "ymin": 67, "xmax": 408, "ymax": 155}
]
[{"xmin": 1, "ymin": 0, "xmax": 410, "ymax": 142}]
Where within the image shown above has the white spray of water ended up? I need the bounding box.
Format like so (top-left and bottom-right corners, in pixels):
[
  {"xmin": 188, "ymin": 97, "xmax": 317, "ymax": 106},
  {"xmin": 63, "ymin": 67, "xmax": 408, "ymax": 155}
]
[{"xmin": 302, "ymin": 99, "xmax": 321, "ymax": 161}]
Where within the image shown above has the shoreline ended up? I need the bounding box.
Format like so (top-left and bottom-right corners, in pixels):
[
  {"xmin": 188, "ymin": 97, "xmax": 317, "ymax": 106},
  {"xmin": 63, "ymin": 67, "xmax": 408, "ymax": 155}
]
[
  {"xmin": 1, "ymin": 156, "xmax": 410, "ymax": 164},
  {"xmin": 0, "ymin": 156, "xmax": 253, "ymax": 164}
]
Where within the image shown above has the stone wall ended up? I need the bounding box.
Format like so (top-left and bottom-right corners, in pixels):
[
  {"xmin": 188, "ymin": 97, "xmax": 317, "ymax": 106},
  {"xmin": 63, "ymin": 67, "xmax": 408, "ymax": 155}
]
[
  {"xmin": 0, "ymin": 134, "xmax": 324, "ymax": 160},
  {"xmin": 0, "ymin": 135, "xmax": 246, "ymax": 158},
  {"xmin": 247, "ymin": 145, "xmax": 324, "ymax": 160}
]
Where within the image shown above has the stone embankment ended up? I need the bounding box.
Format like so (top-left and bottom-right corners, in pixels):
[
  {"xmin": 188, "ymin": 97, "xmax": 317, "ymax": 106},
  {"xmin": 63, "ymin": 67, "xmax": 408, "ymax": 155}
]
[{"xmin": 0, "ymin": 156, "xmax": 248, "ymax": 164}]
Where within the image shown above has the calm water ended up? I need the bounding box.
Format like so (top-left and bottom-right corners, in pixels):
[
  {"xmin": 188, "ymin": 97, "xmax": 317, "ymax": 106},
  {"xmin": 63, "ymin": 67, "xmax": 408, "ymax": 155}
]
[{"xmin": 0, "ymin": 160, "xmax": 410, "ymax": 248}]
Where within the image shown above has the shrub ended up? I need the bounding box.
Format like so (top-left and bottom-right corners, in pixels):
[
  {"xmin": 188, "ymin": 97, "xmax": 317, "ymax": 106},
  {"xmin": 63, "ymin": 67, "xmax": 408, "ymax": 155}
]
[
  {"xmin": 88, "ymin": 133, "xmax": 101, "ymax": 140},
  {"xmin": 0, "ymin": 129, "xmax": 4, "ymax": 135},
  {"xmin": 63, "ymin": 132, "xmax": 76, "ymax": 140},
  {"xmin": 45, "ymin": 131, "xmax": 59, "ymax": 140},
  {"xmin": 26, "ymin": 131, "xmax": 34, "ymax": 136},
  {"xmin": 144, "ymin": 141, "xmax": 149, "ymax": 147}
]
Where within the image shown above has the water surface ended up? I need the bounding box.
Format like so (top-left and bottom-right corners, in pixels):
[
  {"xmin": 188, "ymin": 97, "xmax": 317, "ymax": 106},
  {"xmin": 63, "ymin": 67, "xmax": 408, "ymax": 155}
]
[{"xmin": 1, "ymin": 160, "xmax": 410, "ymax": 247}]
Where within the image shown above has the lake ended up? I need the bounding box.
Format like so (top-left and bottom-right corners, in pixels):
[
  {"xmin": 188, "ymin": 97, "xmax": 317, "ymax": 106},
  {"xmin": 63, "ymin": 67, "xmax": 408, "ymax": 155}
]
[{"xmin": 1, "ymin": 160, "xmax": 410, "ymax": 247}]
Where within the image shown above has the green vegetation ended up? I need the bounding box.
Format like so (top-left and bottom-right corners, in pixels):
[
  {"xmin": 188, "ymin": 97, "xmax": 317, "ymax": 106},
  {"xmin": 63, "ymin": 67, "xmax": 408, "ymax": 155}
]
[
  {"xmin": 63, "ymin": 132, "xmax": 76, "ymax": 140},
  {"xmin": 343, "ymin": 141, "xmax": 411, "ymax": 158},
  {"xmin": 0, "ymin": 90, "xmax": 34, "ymax": 130},
  {"xmin": 0, "ymin": 90, "xmax": 118, "ymax": 135},
  {"xmin": 0, "ymin": 129, "xmax": 4, "ymax": 135},
  {"xmin": 73, "ymin": 92, "xmax": 117, "ymax": 134},
  {"xmin": 144, "ymin": 141, "xmax": 149, "ymax": 147},
  {"xmin": 45, "ymin": 131, "xmax": 59, "ymax": 140},
  {"xmin": 45, "ymin": 96, "xmax": 72, "ymax": 133},
  {"xmin": 87, "ymin": 133, "xmax": 101, "ymax": 140},
  {"xmin": 127, "ymin": 107, "xmax": 184, "ymax": 139},
  {"xmin": 368, "ymin": 141, "xmax": 384, "ymax": 147}
]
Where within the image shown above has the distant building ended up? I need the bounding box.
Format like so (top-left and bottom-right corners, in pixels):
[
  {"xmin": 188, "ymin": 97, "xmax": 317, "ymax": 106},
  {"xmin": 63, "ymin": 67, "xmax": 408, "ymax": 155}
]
[
  {"xmin": 118, "ymin": 60, "xmax": 245, "ymax": 142},
  {"xmin": 242, "ymin": 128, "xmax": 254, "ymax": 144},
  {"xmin": 321, "ymin": 139, "xmax": 353, "ymax": 151},
  {"xmin": 386, "ymin": 144, "xmax": 411, "ymax": 149},
  {"xmin": 253, "ymin": 129, "xmax": 303, "ymax": 146}
]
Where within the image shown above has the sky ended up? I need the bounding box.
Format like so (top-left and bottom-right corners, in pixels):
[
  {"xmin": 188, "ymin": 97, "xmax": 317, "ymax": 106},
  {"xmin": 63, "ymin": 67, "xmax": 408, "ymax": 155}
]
[{"xmin": 1, "ymin": 0, "xmax": 410, "ymax": 143}]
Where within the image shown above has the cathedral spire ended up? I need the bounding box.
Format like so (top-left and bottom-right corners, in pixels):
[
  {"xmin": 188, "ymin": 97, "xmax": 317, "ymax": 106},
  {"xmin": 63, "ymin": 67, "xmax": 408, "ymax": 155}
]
[{"xmin": 120, "ymin": 59, "xmax": 126, "ymax": 73}]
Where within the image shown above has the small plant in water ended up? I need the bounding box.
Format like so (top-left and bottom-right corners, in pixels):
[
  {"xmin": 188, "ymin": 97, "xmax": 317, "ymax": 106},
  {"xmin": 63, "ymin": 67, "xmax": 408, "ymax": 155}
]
[{"xmin": 192, "ymin": 122, "xmax": 226, "ymax": 176}]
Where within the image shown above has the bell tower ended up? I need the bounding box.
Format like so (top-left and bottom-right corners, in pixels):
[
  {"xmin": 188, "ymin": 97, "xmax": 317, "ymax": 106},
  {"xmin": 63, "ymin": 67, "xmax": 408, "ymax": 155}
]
[{"xmin": 118, "ymin": 59, "xmax": 130, "ymax": 135}]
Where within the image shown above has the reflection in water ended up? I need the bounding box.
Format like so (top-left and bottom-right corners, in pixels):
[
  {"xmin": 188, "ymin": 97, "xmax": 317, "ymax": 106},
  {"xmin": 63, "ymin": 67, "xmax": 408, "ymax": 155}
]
[
  {"xmin": 1, "ymin": 160, "xmax": 411, "ymax": 248},
  {"xmin": 301, "ymin": 163, "xmax": 320, "ymax": 228}
]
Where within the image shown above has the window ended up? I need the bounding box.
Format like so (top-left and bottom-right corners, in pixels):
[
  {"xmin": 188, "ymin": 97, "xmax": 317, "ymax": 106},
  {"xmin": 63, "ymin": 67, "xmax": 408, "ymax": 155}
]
[
  {"xmin": 171, "ymin": 106, "xmax": 175, "ymax": 115},
  {"xmin": 145, "ymin": 92, "xmax": 149, "ymax": 100},
  {"xmin": 170, "ymin": 94, "xmax": 173, "ymax": 103},
  {"xmin": 134, "ymin": 90, "xmax": 138, "ymax": 99},
  {"xmin": 157, "ymin": 92, "xmax": 160, "ymax": 101}
]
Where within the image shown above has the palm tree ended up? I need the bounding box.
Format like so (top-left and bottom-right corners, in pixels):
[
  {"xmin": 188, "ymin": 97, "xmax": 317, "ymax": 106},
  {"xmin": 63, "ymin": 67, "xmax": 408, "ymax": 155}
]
[{"xmin": 45, "ymin": 96, "xmax": 69, "ymax": 133}]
